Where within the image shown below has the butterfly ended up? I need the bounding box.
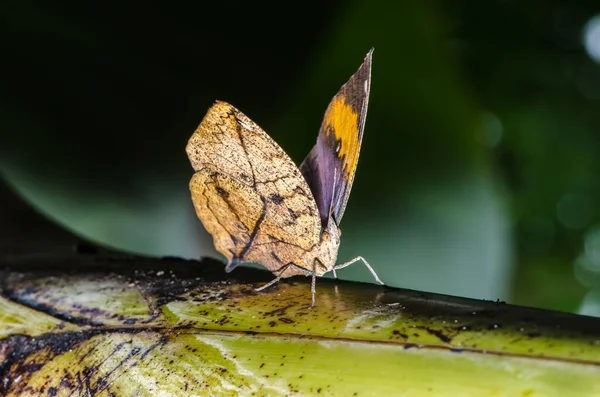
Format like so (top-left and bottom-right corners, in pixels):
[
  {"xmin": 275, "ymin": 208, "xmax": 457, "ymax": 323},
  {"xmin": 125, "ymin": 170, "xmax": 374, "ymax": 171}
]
[{"xmin": 186, "ymin": 49, "xmax": 383, "ymax": 306}]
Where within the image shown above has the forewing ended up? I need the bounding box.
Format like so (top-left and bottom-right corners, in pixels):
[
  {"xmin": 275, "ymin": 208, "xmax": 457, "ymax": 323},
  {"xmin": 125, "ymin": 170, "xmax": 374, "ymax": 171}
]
[
  {"xmin": 300, "ymin": 49, "xmax": 372, "ymax": 225},
  {"xmin": 187, "ymin": 102, "xmax": 321, "ymax": 274}
]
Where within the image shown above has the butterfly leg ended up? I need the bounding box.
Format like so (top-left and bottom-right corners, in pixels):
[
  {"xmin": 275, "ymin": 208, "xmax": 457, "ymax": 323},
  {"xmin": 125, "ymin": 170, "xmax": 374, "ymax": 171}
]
[
  {"xmin": 332, "ymin": 268, "xmax": 338, "ymax": 279},
  {"xmin": 255, "ymin": 263, "xmax": 293, "ymax": 292},
  {"xmin": 255, "ymin": 263, "xmax": 310, "ymax": 292},
  {"xmin": 333, "ymin": 256, "xmax": 385, "ymax": 285},
  {"xmin": 310, "ymin": 258, "xmax": 325, "ymax": 308}
]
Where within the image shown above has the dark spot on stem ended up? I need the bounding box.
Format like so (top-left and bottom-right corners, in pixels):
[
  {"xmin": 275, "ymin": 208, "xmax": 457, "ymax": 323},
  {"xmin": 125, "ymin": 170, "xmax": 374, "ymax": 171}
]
[{"xmin": 420, "ymin": 327, "xmax": 451, "ymax": 343}]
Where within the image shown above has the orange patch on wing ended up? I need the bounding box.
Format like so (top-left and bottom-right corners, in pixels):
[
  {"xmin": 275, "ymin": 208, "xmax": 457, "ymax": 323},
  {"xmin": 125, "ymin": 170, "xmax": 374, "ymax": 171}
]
[{"xmin": 323, "ymin": 95, "xmax": 360, "ymax": 176}]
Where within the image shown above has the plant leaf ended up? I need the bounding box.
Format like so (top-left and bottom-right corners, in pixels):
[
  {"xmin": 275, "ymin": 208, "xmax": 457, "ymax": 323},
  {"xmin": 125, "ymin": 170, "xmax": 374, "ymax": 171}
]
[{"xmin": 1, "ymin": 254, "xmax": 600, "ymax": 396}]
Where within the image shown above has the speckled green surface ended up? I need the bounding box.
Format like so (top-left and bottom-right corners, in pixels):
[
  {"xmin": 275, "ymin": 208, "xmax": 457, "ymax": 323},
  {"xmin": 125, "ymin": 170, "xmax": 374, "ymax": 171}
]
[{"xmin": 2, "ymin": 254, "xmax": 600, "ymax": 396}]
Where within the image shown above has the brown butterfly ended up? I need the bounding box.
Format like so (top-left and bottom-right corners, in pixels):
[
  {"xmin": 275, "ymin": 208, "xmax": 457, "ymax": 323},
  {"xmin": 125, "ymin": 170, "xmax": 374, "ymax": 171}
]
[{"xmin": 186, "ymin": 49, "xmax": 383, "ymax": 306}]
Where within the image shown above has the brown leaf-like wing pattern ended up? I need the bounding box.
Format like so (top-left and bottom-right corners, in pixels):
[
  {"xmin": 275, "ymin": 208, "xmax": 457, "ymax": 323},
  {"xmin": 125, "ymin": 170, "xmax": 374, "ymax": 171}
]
[{"xmin": 187, "ymin": 102, "xmax": 321, "ymax": 273}]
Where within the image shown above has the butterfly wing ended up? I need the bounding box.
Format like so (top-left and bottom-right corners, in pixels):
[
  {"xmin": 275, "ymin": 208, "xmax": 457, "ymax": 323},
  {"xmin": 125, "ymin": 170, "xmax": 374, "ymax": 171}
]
[
  {"xmin": 187, "ymin": 101, "xmax": 321, "ymax": 275},
  {"xmin": 300, "ymin": 49, "xmax": 372, "ymax": 226}
]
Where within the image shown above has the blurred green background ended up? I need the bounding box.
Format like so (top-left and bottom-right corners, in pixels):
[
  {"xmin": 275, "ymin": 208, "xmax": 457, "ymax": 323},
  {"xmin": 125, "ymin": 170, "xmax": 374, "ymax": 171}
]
[{"xmin": 2, "ymin": 1, "xmax": 600, "ymax": 315}]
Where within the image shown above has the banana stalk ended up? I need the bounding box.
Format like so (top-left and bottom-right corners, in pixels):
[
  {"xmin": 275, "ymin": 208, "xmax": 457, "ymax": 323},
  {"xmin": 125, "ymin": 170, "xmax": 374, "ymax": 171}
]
[{"xmin": 1, "ymin": 253, "xmax": 599, "ymax": 396}]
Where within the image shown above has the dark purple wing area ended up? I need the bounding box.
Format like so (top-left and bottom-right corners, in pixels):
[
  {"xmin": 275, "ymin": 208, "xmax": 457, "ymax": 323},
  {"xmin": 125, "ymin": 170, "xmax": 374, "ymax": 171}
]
[
  {"xmin": 299, "ymin": 146, "xmax": 330, "ymax": 228},
  {"xmin": 300, "ymin": 49, "xmax": 373, "ymax": 227}
]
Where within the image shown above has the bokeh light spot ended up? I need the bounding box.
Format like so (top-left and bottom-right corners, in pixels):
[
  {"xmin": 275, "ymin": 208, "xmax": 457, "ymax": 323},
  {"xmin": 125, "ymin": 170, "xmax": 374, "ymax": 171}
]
[{"xmin": 583, "ymin": 15, "xmax": 600, "ymax": 64}]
